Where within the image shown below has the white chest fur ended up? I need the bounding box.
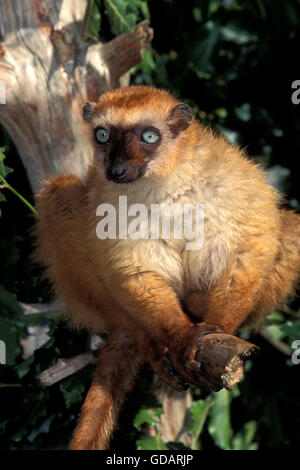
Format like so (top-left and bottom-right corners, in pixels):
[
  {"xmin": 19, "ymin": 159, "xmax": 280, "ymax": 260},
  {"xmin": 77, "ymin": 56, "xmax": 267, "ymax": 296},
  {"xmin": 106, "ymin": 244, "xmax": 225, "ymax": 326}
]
[{"xmin": 98, "ymin": 160, "xmax": 234, "ymax": 299}]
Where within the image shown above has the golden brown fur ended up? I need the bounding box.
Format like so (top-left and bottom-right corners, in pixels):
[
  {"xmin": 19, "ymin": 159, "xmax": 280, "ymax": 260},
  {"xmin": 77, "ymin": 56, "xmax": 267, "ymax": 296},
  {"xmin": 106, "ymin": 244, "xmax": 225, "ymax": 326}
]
[
  {"xmin": 34, "ymin": 86, "xmax": 300, "ymax": 449},
  {"xmin": 69, "ymin": 331, "xmax": 143, "ymax": 450}
]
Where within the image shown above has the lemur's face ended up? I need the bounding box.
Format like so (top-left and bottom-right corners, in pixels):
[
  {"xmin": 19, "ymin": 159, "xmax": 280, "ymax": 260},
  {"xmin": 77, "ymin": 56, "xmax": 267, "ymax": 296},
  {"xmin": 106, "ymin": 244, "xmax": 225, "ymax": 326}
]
[
  {"xmin": 92, "ymin": 122, "xmax": 162, "ymax": 183},
  {"xmin": 83, "ymin": 86, "xmax": 192, "ymax": 183}
]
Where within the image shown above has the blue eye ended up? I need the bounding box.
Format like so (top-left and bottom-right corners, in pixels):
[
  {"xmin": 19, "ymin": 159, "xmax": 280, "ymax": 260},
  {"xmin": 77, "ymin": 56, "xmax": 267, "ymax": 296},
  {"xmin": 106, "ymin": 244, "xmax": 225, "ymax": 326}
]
[
  {"xmin": 142, "ymin": 130, "xmax": 160, "ymax": 144},
  {"xmin": 95, "ymin": 128, "xmax": 110, "ymax": 144}
]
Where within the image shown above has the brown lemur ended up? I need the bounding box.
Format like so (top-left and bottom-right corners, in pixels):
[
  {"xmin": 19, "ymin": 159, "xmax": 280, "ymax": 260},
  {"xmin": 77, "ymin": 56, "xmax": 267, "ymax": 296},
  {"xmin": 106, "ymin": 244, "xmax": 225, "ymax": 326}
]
[{"xmin": 34, "ymin": 86, "xmax": 300, "ymax": 449}]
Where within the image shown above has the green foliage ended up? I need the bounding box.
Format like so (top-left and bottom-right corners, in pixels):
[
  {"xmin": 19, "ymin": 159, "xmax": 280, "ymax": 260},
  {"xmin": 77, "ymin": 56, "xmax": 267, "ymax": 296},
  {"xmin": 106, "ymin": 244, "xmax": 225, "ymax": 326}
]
[
  {"xmin": 0, "ymin": 148, "xmax": 37, "ymax": 216},
  {"xmin": 0, "ymin": 147, "xmax": 13, "ymax": 178},
  {"xmin": 208, "ymin": 389, "xmax": 233, "ymax": 450},
  {"xmin": 137, "ymin": 434, "xmax": 169, "ymax": 450},
  {"xmin": 81, "ymin": 0, "xmax": 102, "ymax": 40},
  {"xmin": 207, "ymin": 389, "xmax": 258, "ymax": 450},
  {"xmin": 182, "ymin": 389, "xmax": 258, "ymax": 450},
  {"xmin": 82, "ymin": 0, "xmax": 150, "ymax": 39},
  {"xmin": 59, "ymin": 377, "xmax": 85, "ymax": 409},
  {"xmin": 187, "ymin": 397, "xmax": 213, "ymax": 449},
  {"xmin": 131, "ymin": 389, "xmax": 259, "ymax": 450},
  {"xmin": 0, "ymin": 147, "xmax": 12, "ymax": 217},
  {"xmin": 133, "ymin": 407, "xmax": 164, "ymax": 431},
  {"xmin": 232, "ymin": 421, "xmax": 258, "ymax": 450},
  {"xmin": 264, "ymin": 310, "xmax": 300, "ymax": 348},
  {"xmin": 104, "ymin": 0, "xmax": 149, "ymax": 34}
]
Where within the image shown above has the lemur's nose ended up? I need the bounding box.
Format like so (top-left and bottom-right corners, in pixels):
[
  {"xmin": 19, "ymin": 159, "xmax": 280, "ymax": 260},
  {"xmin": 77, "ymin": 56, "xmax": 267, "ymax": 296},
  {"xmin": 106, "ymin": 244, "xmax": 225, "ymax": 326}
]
[{"xmin": 107, "ymin": 164, "xmax": 127, "ymax": 181}]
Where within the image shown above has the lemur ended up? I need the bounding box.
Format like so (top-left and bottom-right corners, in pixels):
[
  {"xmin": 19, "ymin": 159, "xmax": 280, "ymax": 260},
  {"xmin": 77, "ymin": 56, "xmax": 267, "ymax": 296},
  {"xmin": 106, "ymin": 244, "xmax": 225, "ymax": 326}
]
[{"xmin": 35, "ymin": 86, "xmax": 300, "ymax": 449}]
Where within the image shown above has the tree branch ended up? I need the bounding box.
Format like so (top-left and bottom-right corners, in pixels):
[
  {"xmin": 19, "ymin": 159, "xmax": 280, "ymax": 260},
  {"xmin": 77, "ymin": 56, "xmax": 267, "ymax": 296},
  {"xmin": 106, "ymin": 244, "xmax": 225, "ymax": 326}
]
[
  {"xmin": 195, "ymin": 333, "xmax": 259, "ymax": 390},
  {"xmin": 39, "ymin": 352, "xmax": 97, "ymax": 386},
  {"xmin": 20, "ymin": 301, "xmax": 62, "ymax": 317},
  {"xmin": 259, "ymin": 329, "xmax": 291, "ymax": 356},
  {"xmin": 281, "ymin": 305, "xmax": 300, "ymax": 319},
  {"xmin": 100, "ymin": 21, "xmax": 153, "ymax": 88}
]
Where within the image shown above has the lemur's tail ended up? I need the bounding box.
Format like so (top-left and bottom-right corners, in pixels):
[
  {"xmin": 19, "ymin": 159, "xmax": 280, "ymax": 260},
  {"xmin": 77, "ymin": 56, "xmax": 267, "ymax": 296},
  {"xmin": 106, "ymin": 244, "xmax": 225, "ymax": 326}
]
[
  {"xmin": 248, "ymin": 209, "xmax": 300, "ymax": 328},
  {"xmin": 267, "ymin": 209, "xmax": 300, "ymax": 305},
  {"xmin": 69, "ymin": 330, "xmax": 144, "ymax": 450}
]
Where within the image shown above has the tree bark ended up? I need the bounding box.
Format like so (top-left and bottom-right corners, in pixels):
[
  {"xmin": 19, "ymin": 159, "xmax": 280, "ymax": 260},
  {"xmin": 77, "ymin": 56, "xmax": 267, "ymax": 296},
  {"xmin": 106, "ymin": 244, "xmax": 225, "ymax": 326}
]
[
  {"xmin": 40, "ymin": 352, "xmax": 97, "ymax": 386},
  {"xmin": 195, "ymin": 333, "xmax": 259, "ymax": 390}
]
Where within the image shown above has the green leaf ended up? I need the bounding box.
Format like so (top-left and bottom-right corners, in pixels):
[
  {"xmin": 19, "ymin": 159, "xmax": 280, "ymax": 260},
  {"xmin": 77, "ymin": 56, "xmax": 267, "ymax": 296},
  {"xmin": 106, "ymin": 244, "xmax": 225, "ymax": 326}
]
[
  {"xmin": 264, "ymin": 324, "xmax": 286, "ymax": 341},
  {"xmin": 137, "ymin": 1, "xmax": 150, "ymax": 20},
  {"xmin": 186, "ymin": 398, "xmax": 213, "ymax": 450},
  {"xmin": 16, "ymin": 355, "xmax": 35, "ymax": 379},
  {"xmin": 104, "ymin": 0, "xmax": 149, "ymax": 35},
  {"xmin": 240, "ymin": 420, "xmax": 258, "ymax": 450},
  {"xmin": 208, "ymin": 389, "xmax": 233, "ymax": 450},
  {"xmin": 127, "ymin": 0, "xmax": 150, "ymax": 20},
  {"xmin": 188, "ymin": 399, "xmax": 209, "ymax": 434},
  {"xmin": 0, "ymin": 149, "xmax": 37, "ymax": 215},
  {"xmin": 133, "ymin": 407, "xmax": 163, "ymax": 431},
  {"xmin": 281, "ymin": 321, "xmax": 300, "ymax": 342},
  {"xmin": 104, "ymin": 0, "xmax": 134, "ymax": 34},
  {"xmin": 0, "ymin": 147, "xmax": 13, "ymax": 178},
  {"xmin": 266, "ymin": 310, "xmax": 285, "ymax": 324},
  {"xmin": 82, "ymin": 0, "xmax": 102, "ymax": 40},
  {"xmin": 136, "ymin": 434, "xmax": 168, "ymax": 450},
  {"xmin": 232, "ymin": 421, "xmax": 258, "ymax": 450},
  {"xmin": 59, "ymin": 376, "xmax": 85, "ymax": 409}
]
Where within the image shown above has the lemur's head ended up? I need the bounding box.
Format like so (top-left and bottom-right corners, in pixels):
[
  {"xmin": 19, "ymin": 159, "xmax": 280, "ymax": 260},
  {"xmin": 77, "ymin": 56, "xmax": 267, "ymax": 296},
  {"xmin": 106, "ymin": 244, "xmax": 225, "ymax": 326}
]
[{"xmin": 83, "ymin": 86, "xmax": 194, "ymax": 183}]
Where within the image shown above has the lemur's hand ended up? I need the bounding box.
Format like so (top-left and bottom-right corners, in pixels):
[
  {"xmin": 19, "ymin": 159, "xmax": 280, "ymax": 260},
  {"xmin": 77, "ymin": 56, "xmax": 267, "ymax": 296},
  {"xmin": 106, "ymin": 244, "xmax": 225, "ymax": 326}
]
[{"xmin": 142, "ymin": 323, "xmax": 226, "ymax": 392}]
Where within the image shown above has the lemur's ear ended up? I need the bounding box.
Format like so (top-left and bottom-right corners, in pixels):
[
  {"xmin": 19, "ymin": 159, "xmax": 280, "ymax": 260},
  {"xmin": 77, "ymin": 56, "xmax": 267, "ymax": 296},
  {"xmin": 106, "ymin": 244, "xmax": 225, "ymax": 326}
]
[
  {"xmin": 83, "ymin": 102, "xmax": 96, "ymax": 123},
  {"xmin": 168, "ymin": 103, "xmax": 193, "ymax": 137}
]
